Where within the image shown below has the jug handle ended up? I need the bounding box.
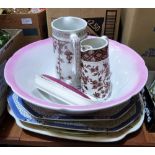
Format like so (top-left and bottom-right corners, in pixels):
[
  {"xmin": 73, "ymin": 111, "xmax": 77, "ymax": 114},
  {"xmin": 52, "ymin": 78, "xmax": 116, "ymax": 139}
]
[{"xmin": 70, "ymin": 33, "xmax": 80, "ymax": 81}]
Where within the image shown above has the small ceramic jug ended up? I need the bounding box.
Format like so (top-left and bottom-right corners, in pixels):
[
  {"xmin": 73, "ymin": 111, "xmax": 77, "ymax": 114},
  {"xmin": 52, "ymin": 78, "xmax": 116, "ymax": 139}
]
[
  {"xmin": 80, "ymin": 36, "xmax": 112, "ymax": 101},
  {"xmin": 51, "ymin": 16, "xmax": 87, "ymax": 88}
]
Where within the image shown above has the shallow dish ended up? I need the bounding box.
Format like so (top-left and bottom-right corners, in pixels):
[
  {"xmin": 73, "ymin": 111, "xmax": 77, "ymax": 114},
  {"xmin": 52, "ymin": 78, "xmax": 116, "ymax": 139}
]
[
  {"xmin": 7, "ymin": 91, "xmax": 143, "ymax": 132},
  {"xmin": 7, "ymin": 105, "xmax": 145, "ymax": 142},
  {"xmin": 23, "ymin": 96, "xmax": 136, "ymax": 121},
  {"xmin": 21, "ymin": 92, "xmax": 138, "ymax": 121},
  {"xmin": 4, "ymin": 38, "xmax": 148, "ymax": 114}
]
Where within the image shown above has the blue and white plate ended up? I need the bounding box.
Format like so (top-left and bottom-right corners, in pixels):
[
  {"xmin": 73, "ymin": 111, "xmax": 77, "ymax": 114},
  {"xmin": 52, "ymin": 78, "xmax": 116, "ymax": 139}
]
[
  {"xmin": 14, "ymin": 91, "xmax": 137, "ymax": 121},
  {"xmin": 7, "ymin": 106, "xmax": 145, "ymax": 142},
  {"xmin": 7, "ymin": 91, "xmax": 143, "ymax": 133}
]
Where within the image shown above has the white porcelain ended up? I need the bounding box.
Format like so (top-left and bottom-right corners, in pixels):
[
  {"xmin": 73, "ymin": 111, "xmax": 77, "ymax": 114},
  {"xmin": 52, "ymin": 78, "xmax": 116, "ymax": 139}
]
[
  {"xmin": 8, "ymin": 105, "xmax": 145, "ymax": 142},
  {"xmin": 51, "ymin": 16, "xmax": 87, "ymax": 88},
  {"xmin": 35, "ymin": 74, "xmax": 94, "ymax": 106},
  {"xmin": 4, "ymin": 38, "xmax": 148, "ymax": 114}
]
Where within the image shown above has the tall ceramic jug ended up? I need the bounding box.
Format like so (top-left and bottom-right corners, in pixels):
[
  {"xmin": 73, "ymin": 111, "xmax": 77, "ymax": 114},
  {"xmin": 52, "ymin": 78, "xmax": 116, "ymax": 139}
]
[
  {"xmin": 51, "ymin": 16, "xmax": 87, "ymax": 88},
  {"xmin": 80, "ymin": 36, "xmax": 112, "ymax": 100}
]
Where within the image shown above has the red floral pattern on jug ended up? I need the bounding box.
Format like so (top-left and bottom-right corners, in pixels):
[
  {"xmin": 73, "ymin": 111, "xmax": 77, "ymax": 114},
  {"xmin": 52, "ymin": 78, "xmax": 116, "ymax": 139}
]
[
  {"xmin": 53, "ymin": 38, "xmax": 74, "ymax": 80},
  {"xmin": 81, "ymin": 47, "xmax": 108, "ymax": 62},
  {"xmin": 81, "ymin": 46, "xmax": 111, "ymax": 100}
]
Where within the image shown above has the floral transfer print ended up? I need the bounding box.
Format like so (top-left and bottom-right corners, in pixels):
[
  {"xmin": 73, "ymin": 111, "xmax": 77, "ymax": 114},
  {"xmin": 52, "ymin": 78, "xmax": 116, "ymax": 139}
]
[
  {"xmin": 81, "ymin": 47, "xmax": 108, "ymax": 62},
  {"xmin": 53, "ymin": 37, "xmax": 74, "ymax": 80},
  {"xmin": 81, "ymin": 44, "xmax": 111, "ymax": 100},
  {"xmin": 64, "ymin": 50, "xmax": 73, "ymax": 64},
  {"xmin": 81, "ymin": 59, "xmax": 111, "ymax": 99}
]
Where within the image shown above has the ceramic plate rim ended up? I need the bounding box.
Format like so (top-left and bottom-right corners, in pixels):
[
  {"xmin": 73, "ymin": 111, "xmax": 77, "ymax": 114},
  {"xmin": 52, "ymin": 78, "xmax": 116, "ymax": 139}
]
[
  {"xmin": 7, "ymin": 105, "xmax": 145, "ymax": 143},
  {"xmin": 4, "ymin": 38, "xmax": 148, "ymax": 113},
  {"xmin": 7, "ymin": 91, "xmax": 142, "ymax": 133}
]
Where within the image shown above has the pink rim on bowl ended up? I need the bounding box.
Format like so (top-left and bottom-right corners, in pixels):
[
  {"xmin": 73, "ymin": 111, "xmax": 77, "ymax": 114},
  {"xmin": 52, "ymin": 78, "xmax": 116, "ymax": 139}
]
[{"xmin": 4, "ymin": 38, "xmax": 148, "ymax": 112}]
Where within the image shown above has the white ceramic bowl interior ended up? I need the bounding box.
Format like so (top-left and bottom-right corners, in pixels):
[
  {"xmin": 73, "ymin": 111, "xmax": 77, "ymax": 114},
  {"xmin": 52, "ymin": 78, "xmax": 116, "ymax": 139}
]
[{"xmin": 4, "ymin": 38, "xmax": 148, "ymax": 113}]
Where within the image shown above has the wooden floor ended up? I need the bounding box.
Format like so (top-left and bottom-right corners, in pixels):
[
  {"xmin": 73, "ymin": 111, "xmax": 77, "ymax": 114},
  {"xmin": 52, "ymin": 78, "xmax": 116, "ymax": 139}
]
[{"xmin": 0, "ymin": 113, "xmax": 155, "ymax": 146}]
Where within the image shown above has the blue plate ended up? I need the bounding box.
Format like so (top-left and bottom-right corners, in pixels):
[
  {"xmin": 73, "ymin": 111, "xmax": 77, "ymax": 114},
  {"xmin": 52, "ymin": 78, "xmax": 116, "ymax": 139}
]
[
  {"xmin": 7, "ymin": 91, "xmax": 142, "ymax": 132},
  {"xmin": 17, "ymin": 93, "xmax": 137, "ymax": 121}
]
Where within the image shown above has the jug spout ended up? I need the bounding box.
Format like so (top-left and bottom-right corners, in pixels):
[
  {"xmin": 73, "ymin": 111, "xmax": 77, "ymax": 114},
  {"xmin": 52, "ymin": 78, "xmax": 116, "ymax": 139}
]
[
  {"xmin": 81, "ymin": 45, "xmax": 93, "ymax": 52},
  {"xmin": 101, "ymin": 36, "xmax": 108, "ymax": 40}
]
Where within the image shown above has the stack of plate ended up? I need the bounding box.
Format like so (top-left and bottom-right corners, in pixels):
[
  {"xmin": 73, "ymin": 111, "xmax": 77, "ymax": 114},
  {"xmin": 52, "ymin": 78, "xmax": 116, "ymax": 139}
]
[
  {"xmin": 7, "ymin": 91, "xmax": 144, "ymax": 142},
  {"xmin": 4, "ymin": 38, "xmax": 148, "ymax": 142}
]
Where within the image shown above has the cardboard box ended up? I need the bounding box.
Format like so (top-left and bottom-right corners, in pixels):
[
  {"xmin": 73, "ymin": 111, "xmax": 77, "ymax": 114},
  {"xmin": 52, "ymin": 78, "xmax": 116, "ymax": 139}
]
[
  {"xmin": 0, "ymin": 29, "xmax": 23, "ymax": 116},
  {"xmin": 46, "ymin": 8, "xmax": 121, "ymax": 40},
  {"xmin": 120, "ymin": 8, "xmax": 155, "ymax": 70},
  {"xmin": 0, "ymin": 29, "xmax": 23, "ymax": 63},
  {"xmin": 0, "ymin": 10, "xmax": 48, "ymax": 45}
]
